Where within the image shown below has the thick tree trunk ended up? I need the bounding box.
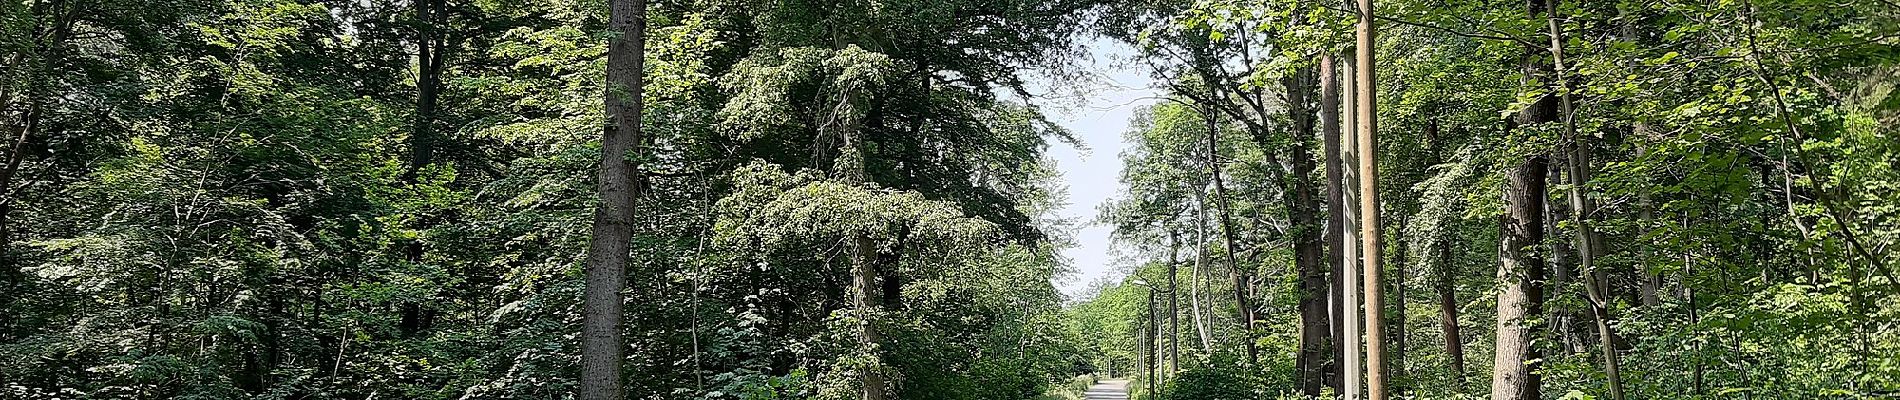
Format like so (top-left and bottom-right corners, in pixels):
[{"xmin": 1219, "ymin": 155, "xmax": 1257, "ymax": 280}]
[
  {"xmin": 850, "ymin": 232, "xmax": 886, "ymax": 400},
  {"xmin": 1491, "ymin": 155, "xmax": 1548, "ymax": 400},
  {"xmin": 1492, "ymin": 1, "xmax": 1562, "ymax": 397},
  {"xmin": 1320, "ymin": 52, "xmax": 1348, "ymax": 395},
  {"xmin": 580, "ymin": 0, "xmax": 645, "ymax": 398},
  {"xmin": 405, "ymin": 0, "xmax": 446, "ymax": 182},
  {"xmin": 1355, "ymin": 0, "xmax": 1387, "ymax": 396},
  {"xmin": 1280, "ymin": 67, "xmax": 1332, "ymax": 398}
]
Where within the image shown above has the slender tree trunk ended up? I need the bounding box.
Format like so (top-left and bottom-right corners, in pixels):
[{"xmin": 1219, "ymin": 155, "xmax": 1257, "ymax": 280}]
[
  {"xmin": 1638, "ymin": 138, "xmax": 1661, "ymax": 308},
  {"xmin": 1147, "ymin": 290, "xmax": 1159, "ymax": 396},
  {"xmin": 1355, "ymin": 0, "xmax": 1387, "ymax": 396},
  {"xmin": 1191, "ymin": 189, "xmax": 1215, "ymax": 351},
  {"xmin": 1203, "ymin": 108, "xmax": 1256, "ymax": 366},
  {"xmin": 1545, "ymin": 2, "xmax": 1625, "ymax": 396},
  {"xmin": 1320, "ymin": 52, "xmax": 1348, "ymax": 395},
  {"xmin": 1547, "ymin": 163, "xmax": 1582, "ymax": 354},
  {"xmin": 1435, "ymin": 236, "xmax": 1465, "ymax": 386},
  {"xmin": 1388, "ymin": 213, "xmax": 1408, "ymax": 394},
  {"xmin": 1683, "ymin": 214, "xmax": 1703, "ymax": 395},
  {"xmin": 1168, "ymin": 232, "xmax": 1181, "ymax": 373},
  {"xmin": 580, "ymin": 0, "xmax": 646, "ymax": 398}
]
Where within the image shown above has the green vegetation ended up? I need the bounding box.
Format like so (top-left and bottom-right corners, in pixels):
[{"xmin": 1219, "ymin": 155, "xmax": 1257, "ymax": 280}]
[{"xmin": 0, "ymin": 0, "xmax": 1895, "ymax": 399}]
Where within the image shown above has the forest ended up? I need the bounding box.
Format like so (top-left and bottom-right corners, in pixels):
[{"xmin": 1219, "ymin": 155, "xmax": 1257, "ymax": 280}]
[{"xmin": 0, "ymin": 0, "xmax": 1894, "ymax": 399}]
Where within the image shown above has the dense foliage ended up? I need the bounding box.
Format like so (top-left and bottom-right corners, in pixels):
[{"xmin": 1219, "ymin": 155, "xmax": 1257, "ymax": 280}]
[
  {"xmin": 1070, "ymin": 0, "xmax": 1899, "ymax": 399},
  {"xmin": 3, "ymin": 0, "xmax": 1896, "ymax": 398},
  {"xmin": 0, "ymin": 0, "xmax": 1098, "ymax": 398}
]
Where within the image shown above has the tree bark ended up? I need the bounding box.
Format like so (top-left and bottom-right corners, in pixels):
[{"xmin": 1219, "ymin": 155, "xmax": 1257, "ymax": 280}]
[
  {"xmin": 405, "ymin": 0, "xmax": 447, "ymax": 182},
  {"xmin": 1282, "ymin": 67, "xmax": 1332, "ymax": 398},
  {"xmin": 1491, "ymin": 154, "xmax": 1548, "ymax": 400},
  {"xmin": 1320, "ymin": 51, "xmax": 1348, "ymax": 395},
  {"xmin": 580, "ymin": 0, "xmax": 645, "ymax": 398},
  {"xmin": 1547, "ymin": 162, "xmax": 1582, "ymax": 354},
  {"xmin": 1493, "ymin": 6, "xmax": 1558, "ymax": 393}
]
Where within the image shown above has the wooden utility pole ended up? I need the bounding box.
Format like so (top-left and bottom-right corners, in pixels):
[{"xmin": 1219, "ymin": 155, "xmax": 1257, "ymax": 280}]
[
  {"xmin": 581, "ymin": 0, "xmax": 645, "ymax": 398},
  {"xmin": 1355, "ymin": 0, "xmax": 1387, "ymax": 398}
]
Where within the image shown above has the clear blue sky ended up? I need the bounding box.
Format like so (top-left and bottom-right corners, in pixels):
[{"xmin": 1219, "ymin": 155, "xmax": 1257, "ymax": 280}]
[{"xmin": 1031, "ymin": 37, "xmax": 1159, "ymax": 297}]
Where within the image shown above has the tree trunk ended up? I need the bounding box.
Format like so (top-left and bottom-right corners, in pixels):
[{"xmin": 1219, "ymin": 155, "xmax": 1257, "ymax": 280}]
[
  {"xmin": 1387, "ymin": 213, "xmax": 1408, "ymax": 394},
  {"xmin": 1492, "ymin": 7, "xmax": 1558, "ymax": 392},
  {"xmin": 1547, "ymin": 163, "xmax": 1582, "ymax": 354},
  {"xmin": 1545, "ymin": 2, "xmax": 1626, "ymax": 396},
  {"xmin": 1168, "ymin": 232, "xmax": 1181, "ymax": 373},
  {"xmin": 1191, "ymin": 188, "xmax": 1215, "ymax": 351},
  {"xmin": 580, "ymin": 0, "xmax": 645, "ymax": 398},
  {"xmin": 1424, "ymin": 118, "xmax": 1466, "ymax": 387},
  {"xmin": 1355, "ymin": 0, "xmax": 1387, "ymax": 396},
  {"xmin": 1279, "ymin": 66, "xmax": 1332, "ymax": 398},
  {"xmin": 1491, "ymin": 154, "xmax": 1548, "ymax": 400},
  {"xmin": 1435, "ymin": 237, "xmax": 1465, "ymax": 386},
  {"xmin": 1203, "ymin": 107, "xmax": 1256, "ymax": 366},
  {"xmin": 1320, "ymin": 51, "xmax": 1348, "ymax": 395},
  {"xmin": 405, "ymin": 0, "xmax": 446, "ymax": 182}
]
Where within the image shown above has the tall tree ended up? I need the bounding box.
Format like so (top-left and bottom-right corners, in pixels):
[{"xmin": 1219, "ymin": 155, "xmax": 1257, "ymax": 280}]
[
  {"xmin": 1320, "ymin": 51, "xmax": 1347, "ymax": 395},
  {"xmin": 1544, "ymin": 1, "xmax": 1624, "ymax": 397},
  {"xmin": 1491, "ymin": 1, "xmax": 1559, "ymax": 394},
  {"xmin": 581, "ymin": 0, "xmax": 646, "ymax": 398}
]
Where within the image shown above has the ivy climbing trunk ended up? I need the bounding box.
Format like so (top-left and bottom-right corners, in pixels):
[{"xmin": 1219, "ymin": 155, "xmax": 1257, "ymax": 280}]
[
  {"xmin": 580, "ymin": 0, "xmax": 645, "ymax": 398},
  {"xmin": 1282, "ymin": 66, "xmax": 1333, "ymax": 398},
  {"xmin": 1424, "ymin": 118, "xmax": 1466, "ymax": 386}
]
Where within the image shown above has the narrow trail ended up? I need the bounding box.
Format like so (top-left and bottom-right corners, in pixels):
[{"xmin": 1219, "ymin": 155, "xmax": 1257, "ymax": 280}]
[{"xmin": 1084, "ymin": 379, "xmax": 1130, "ymax": 400}]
